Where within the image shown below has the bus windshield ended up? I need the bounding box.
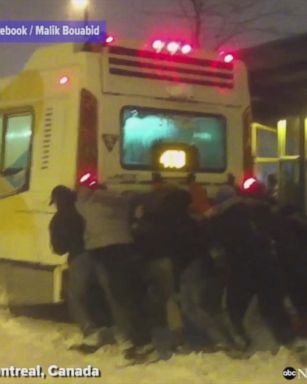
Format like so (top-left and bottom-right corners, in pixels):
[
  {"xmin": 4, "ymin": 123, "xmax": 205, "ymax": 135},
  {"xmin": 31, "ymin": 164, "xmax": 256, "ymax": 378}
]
[{"xmin": 121, "ymin": 106, "xmax": 226, "ymax": 172}]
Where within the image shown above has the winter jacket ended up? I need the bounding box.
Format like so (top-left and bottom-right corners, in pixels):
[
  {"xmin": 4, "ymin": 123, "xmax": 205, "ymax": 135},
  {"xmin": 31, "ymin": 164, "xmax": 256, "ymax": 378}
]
[
  {"xmin": 49, "ymin": 206, "xmax": 85, "ymax": 260},
  {"xmin": 76, "ymin": 188, "xmax": 134, "ymax": 250},
  {"xmin": 189, "ymin": 181, "xmax": 210, "ymax": 214}
]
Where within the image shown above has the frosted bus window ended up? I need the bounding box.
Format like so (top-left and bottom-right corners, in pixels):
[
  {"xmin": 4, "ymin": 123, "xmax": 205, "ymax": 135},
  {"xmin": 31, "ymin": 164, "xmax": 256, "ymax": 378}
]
[
  {"xmin": 121, "ymin": 107, "xmax": 226, "ymax": 172},
  {"xmin": 0, "ymin": 113, "xmax": 33, "ymax": 198}
]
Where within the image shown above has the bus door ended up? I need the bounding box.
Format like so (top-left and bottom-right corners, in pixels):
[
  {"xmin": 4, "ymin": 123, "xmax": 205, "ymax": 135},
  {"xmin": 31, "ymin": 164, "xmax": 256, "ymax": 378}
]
[
  {"xmin": 277, "ymin": 118, "xmax": 300, "ymax": 209},
  {"xmin": 252, "ymin": 121, "xmax": 300, "ymax": 208},
  {"xmin": 252, "ymin": 122, "xmax": 279, "ymax": 185}
]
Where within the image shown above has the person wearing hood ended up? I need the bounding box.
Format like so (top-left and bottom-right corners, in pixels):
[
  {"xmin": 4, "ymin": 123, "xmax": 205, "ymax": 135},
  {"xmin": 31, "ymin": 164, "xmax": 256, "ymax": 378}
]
[
  {"xmin": 49, "ymin": 185, "xmax": 114, "ymax": 352},
  {"xmin": 210, "ymin": 196, "xmax": 296, "ymax": 349},
  {"xmin": 49, "ymin": 185, "xmax": 85, "ymax": 263}
]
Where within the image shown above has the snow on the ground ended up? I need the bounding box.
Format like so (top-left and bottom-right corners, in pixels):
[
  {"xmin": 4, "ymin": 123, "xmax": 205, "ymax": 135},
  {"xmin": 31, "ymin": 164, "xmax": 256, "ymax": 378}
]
[{"xmin": 0, "ymin": 307, "xmax": 302, "ymax": 384}]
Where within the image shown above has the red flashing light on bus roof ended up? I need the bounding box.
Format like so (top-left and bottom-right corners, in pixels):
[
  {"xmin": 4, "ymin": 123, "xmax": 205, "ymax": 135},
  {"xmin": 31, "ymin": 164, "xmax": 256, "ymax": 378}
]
[
  {"xmin": 218, "ymin": 50, "xmax": 235, "ymax": 64},
  {"xmin": 224, "ymin": 53, "xmax": 234, "ymax": 63},
  {"xmin": 105, "ymin": 35, "xmax": 114, "ymax": 44},
  {"xmin": 59, "ymin": 76, "xmax": 69, "ymax": 86},
  {"xmin": 152, "ymin": 39, "xmax": 165, "ymax": 52},
  {"xmin": 152, "ymin": 40, "xmax": 192, "ymax": 55},
  {"xmin": 181, "ymin": 44, "xmax": 192, "ymax": 54},
  {"xmin": 167, "ymin": 41, "xmax": 180, "ymax": 55}
]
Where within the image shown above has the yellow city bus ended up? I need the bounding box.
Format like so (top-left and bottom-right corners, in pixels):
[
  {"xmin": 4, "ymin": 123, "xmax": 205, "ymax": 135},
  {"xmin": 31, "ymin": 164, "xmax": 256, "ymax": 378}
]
[{"xmin": 0, "ymin": 38, "xmax": 251, "ymax": 305}]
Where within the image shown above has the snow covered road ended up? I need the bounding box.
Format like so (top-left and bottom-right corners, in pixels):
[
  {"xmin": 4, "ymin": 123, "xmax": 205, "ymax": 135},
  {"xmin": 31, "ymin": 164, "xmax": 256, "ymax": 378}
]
[{"xmin": 0, "ymin": 309, "xmax": 302, "ymax": 384}]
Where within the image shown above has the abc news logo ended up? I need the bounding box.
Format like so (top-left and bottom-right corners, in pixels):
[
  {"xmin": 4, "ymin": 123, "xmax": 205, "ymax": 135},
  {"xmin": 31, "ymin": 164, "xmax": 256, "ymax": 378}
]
[{"xmin": 283, "ymin": 367, "xmax": 307, "ymax": 380}]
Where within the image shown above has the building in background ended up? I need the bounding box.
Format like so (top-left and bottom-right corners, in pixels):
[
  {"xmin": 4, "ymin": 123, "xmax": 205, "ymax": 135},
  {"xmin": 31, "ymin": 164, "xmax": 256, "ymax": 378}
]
[{"xmin": 239, "ymin": 33, "xmax": 307, "ymax": 211}]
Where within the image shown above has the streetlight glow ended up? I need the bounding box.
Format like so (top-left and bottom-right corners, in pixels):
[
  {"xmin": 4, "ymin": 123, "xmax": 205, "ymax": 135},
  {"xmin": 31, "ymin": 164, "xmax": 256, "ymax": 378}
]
[{"xmin": 71, "ymin": 0, "xmax": 89, "ymax": 10}]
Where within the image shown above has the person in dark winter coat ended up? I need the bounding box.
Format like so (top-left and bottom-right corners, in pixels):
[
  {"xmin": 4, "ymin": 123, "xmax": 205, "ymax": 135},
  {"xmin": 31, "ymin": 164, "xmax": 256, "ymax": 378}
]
[
  {"xmin": 130, "ymin": 186, "xmax": 197, "ymax": 355},
  {"xmin": 49, "ymin": 185, "xmax": 114, "ymax": 351},
  {"xmin": 271, "ymin": 209, "xmax": 307, "ymax": 323},
  {"xmin": 49, "ymin": 185, "xmax": 85, "ymax": 262},
  {"xmin": 210, "ymin": 198, "xmax": 296, "ymax": 348}
]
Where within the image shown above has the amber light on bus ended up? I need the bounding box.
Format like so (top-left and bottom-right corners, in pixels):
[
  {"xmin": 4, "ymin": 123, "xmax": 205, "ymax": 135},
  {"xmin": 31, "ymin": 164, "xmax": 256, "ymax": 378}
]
[
  {"xmin": 159, "ymin": 149, "xmax": 187, "ymax": 169},
  {"xmin": 58, "ymin": 75, "xmax": 70, "ymax": 85}
]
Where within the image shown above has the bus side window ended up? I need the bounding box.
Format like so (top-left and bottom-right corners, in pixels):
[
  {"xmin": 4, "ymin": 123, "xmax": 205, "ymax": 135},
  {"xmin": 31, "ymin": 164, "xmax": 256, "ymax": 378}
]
[{"xmin": 0, "ymin": 112, "xmax": 33, "ymax": 198}]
